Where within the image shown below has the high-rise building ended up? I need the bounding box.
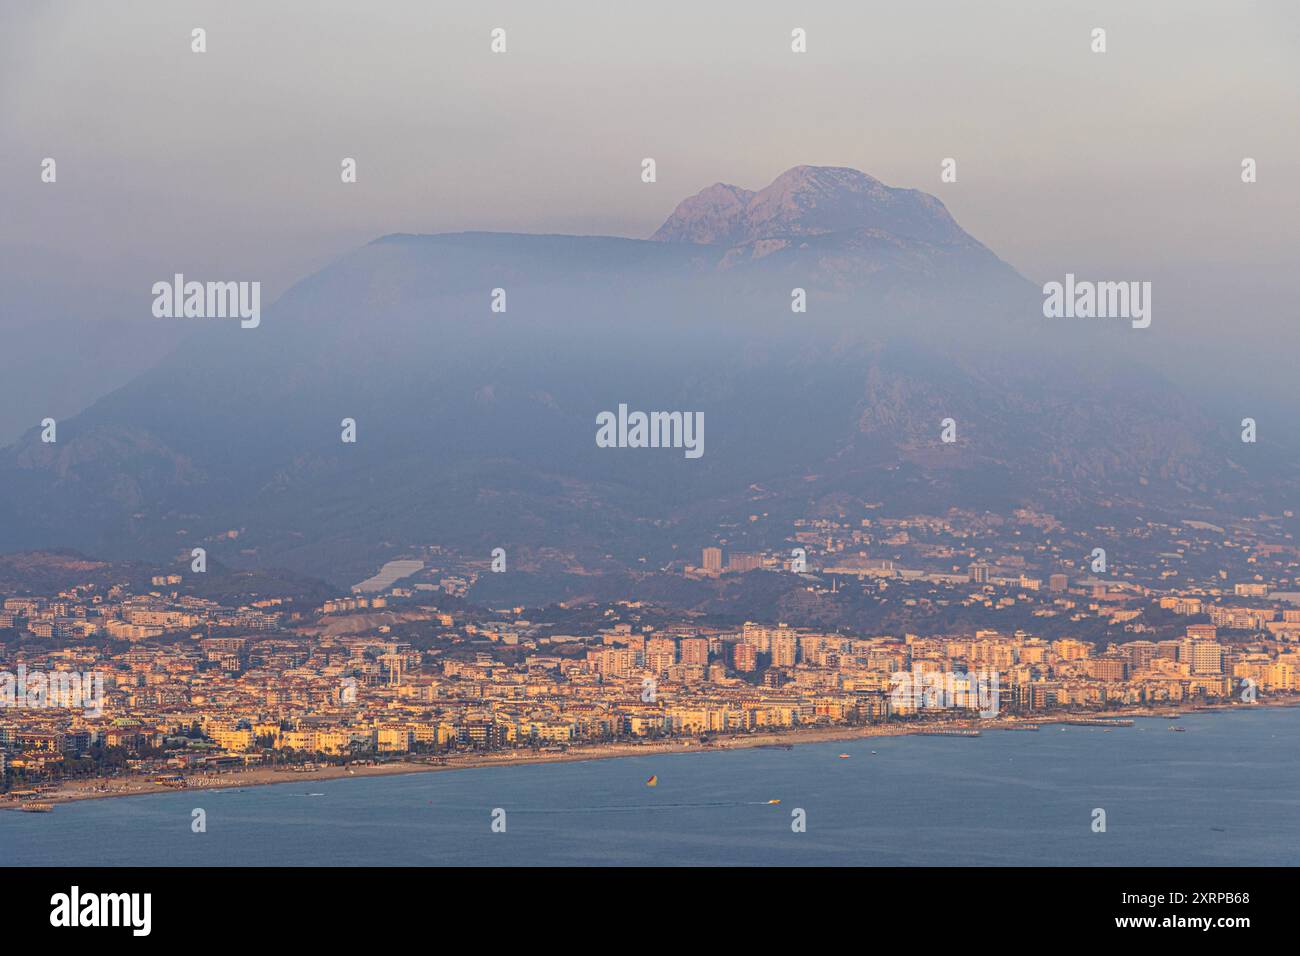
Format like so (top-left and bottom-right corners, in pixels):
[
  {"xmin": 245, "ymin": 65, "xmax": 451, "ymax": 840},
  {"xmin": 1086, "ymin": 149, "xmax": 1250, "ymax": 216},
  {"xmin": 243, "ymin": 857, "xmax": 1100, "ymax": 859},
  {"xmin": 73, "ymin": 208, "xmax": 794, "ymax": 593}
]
[
  {"xmin": 1125, "ymin": 640, "xmax": 1157, "ymax": 669},
  {"xmin": 1087, "ymin": 657, "xmax": 1128, "ymax": 681},
  {"xmin": 741, "ymin": 621, "xmax": 772, "ymax": 652},
  {"xmin": 1181, "ymin": 639, "xmax": 1223, "ymax": 675},
  {"xmin": 1155, "ymin": 640, "xmax": 1182, "ymax": 660},
  {"xmin": 702, "ymin": 547, "xmax": 723, "ymax": 572},
  {"xmin": 1048, "ymin": 573, "xmax": 1069, "ymax": 592},
  {"xmin": 645, "ymin": 637, "xmax": 678, "ymax": 673},
  {"xmin": 771, "ymin": 632, "xmax": 798, "ymax": 667},
  {"xmin": 1053, "ymin": 638, "xmax": 1091, "ymax": 661},
  {"xmin": 732, "ymin": 642, "xmax": 757, "ymax": 672},
  {"xmin": 968, "ymin": 562, "xmax": 990, "ymax": 584},
  {"xmin": 587, "ymin": 647, "xmax": 636, "ymax": 678},
  {"xmin": 680, "ymin": 637, "xmax": 709, "ymax": 666}
]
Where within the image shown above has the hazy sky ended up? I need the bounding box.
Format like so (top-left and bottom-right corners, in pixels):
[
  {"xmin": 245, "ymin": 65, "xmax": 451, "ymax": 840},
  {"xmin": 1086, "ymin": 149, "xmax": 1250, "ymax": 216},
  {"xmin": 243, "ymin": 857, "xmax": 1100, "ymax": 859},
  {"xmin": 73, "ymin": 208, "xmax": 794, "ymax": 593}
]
[{"xmin": 2, "ymin": 0, "xmax": 1298, "ymax": 349}]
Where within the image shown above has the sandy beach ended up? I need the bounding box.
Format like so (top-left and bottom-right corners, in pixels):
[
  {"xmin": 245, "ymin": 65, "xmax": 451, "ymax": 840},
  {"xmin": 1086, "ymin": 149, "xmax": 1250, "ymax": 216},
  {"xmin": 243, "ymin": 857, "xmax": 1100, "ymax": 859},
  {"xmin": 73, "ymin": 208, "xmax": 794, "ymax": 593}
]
[{"xmin": 4, "ymin": 700, "xmax": 1289, "ymax": 810}]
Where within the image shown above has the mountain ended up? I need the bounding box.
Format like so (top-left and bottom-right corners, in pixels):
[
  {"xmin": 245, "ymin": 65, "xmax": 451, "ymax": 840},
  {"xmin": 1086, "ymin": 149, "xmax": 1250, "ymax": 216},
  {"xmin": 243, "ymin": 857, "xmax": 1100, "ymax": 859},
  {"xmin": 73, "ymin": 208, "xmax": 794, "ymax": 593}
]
[
  {"xmin": 0, "ymin": 550, "xmax": 337, "ymax": 607},
  {"xmin": 651, "ymin": 165, "xmax": 969, "ymax": 246},
  {"xmin": 0, "ymin": 166, "xmax": 1294, "ymax": 587}
]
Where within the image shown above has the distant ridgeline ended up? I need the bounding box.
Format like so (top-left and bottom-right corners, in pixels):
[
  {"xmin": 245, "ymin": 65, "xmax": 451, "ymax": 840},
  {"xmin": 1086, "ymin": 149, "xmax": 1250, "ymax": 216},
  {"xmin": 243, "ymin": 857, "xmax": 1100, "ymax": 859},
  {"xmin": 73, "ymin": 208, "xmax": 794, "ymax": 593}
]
[{"xmin": 0, "ymin": 166, "xmax": 1290, "ymax": 586}]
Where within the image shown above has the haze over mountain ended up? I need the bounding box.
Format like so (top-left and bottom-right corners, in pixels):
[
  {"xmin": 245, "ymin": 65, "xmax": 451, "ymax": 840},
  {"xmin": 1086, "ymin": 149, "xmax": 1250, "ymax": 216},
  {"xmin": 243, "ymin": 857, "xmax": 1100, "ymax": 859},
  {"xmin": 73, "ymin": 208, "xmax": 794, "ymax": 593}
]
[
  {"xmin": 1, "ymin": 166, "xmax": 1294, "ymax": 587},
  {"xmin": 652, "ymin": 166, "xmax": 970, "ymax": 246}
]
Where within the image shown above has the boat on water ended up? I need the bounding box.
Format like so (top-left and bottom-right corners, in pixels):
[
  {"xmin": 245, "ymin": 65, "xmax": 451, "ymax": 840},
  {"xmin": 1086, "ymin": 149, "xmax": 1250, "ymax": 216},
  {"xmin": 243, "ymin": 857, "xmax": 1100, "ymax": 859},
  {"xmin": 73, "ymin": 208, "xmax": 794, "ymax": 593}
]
[
  {"xmin": 20, "ymin": 802, "xmax": 53, "ymax": 813},
  {"xmin": 838, "ymin": 753, "xmax": 851, "ymax": 759},
  {"xmin": 1169, "ymin": 726, "xmax": 1187, "ymax": 732},
  {"xmin": 645, "ymin": 775, "xmax": 658, "ymax": 787},
  {"xmin": 766, "ymin": 799, "xmax": 781, "ymax": 805}
]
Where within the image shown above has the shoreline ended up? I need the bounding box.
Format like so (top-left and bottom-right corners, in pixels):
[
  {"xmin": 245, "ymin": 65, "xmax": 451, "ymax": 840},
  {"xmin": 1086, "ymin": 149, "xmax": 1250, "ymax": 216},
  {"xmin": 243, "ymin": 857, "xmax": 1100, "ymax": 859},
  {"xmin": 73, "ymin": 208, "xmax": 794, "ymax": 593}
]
[{"xmin": 5, "ymin": 699, "xmax": 1294, "ymax": 810}]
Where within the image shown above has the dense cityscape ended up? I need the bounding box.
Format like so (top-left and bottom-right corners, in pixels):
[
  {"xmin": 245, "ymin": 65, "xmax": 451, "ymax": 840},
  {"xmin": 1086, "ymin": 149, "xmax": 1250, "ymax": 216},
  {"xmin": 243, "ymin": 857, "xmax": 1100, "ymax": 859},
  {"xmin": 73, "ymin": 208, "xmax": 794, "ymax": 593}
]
[{"xmin": 4, "ymin": 504, "xmax": 1298, "ymax": 807}]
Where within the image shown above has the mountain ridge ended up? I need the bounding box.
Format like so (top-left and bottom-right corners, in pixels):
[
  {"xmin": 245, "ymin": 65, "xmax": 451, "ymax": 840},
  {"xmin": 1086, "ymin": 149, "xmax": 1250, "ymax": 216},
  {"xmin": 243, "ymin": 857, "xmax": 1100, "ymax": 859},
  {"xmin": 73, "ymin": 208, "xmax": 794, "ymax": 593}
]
[
  {"xmin": 651, "ymin": 165, "xmax": 974, "ymax": 249},
  {"xmin": 0, "ymin": 165, "xmax": 1291, "ymax": 586}
]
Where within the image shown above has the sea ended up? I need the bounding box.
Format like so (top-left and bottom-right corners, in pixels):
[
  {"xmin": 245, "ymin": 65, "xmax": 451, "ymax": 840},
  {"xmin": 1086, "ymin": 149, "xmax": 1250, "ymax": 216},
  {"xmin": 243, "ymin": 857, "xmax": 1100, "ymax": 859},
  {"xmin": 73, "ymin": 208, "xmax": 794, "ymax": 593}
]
[{"xmin": 4, "ymin": 708, "xmax": 1298, "ymax": 866}]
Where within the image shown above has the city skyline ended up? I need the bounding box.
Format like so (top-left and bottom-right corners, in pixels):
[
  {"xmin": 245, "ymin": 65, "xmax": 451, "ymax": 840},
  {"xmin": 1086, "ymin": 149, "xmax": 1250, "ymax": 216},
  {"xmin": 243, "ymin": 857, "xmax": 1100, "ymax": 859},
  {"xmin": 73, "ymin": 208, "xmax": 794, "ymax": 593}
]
[{"xmin": 2, "ymin": 2, "xmax": 1296, "ymax": 912}]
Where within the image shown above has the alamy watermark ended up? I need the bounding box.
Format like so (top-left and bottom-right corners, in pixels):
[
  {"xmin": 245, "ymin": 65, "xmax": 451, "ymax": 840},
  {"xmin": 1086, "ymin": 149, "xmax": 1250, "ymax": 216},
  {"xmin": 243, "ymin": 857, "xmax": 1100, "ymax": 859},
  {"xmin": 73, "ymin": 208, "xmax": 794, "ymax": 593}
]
[
  {"xmin": 152, "ymin": 274, "xmax": 260, "ymax": 328},
  {"xmin": 50, "ymin": 886, "xmax": 150, "ymax": 936},
  {"xmin": 596, "ymin": 404, "xmax": 703, "ymax": 459},
  {"xmin": 0, "ymin": 665, "xmax": 104, "ymax": 717},
  {"xmin": 1042, "ymin": 273, "xmax": 1150, "ymax": 329},
  {"xmin": 890, "ymin": 667, "xmax": 999, "ymax": 718}
]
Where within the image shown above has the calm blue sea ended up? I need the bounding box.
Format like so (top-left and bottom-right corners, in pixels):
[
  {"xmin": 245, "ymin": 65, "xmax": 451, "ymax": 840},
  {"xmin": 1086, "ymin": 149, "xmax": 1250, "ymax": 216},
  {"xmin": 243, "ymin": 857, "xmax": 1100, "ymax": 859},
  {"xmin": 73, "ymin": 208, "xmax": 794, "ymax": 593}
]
[{"xmin": 4, "ymin": 708, "xmax": 1298, "ymax": 866}]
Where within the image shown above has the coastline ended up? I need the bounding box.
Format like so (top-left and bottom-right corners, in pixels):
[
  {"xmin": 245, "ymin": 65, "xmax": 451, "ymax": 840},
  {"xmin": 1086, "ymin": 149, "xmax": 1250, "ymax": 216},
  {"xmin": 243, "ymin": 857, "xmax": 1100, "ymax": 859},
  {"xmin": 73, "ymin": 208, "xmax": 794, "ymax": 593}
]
[{"xmin": 5, "ymin": 699, "xmax": 1292, "ymax": 810}]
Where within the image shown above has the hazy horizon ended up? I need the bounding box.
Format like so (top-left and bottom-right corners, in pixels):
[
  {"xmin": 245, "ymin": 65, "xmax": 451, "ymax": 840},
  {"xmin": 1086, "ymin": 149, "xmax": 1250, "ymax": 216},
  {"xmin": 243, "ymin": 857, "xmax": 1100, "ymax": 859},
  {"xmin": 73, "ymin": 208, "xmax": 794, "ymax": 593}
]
[{"xmin": 2, "ymin": 0, "xmax": 1298, "ymax": 442}]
